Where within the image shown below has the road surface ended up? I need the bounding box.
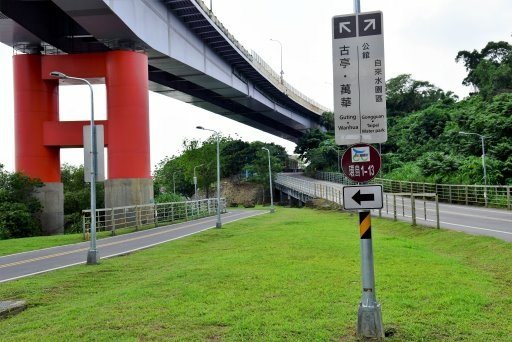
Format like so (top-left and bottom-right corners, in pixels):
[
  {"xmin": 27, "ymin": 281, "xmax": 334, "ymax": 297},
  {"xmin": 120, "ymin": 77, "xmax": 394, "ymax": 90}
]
[
  {"xmin": 0, "ymin": 210, "xmax": 265, "ymax": 283},
  {"xmin": 281, "ymin": 173, "xmax": 512, "ymax": 242}
]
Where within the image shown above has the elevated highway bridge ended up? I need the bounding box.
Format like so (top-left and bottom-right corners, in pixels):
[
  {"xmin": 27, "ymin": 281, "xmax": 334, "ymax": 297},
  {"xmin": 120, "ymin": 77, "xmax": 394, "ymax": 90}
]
[
  {"xmin": 0, "ymin": 0, "xmax": 328, "ymax": 141},
  {"xmin": 0, "ymin": 0, "xmax": 329, "ymax": 234}
]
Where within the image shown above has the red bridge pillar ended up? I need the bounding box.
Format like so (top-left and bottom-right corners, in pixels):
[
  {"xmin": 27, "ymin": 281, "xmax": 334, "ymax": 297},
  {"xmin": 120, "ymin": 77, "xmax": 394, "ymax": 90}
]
[
  {"xmin": 13, "ymin": 50, "xmax": 153, "ymax": 234},
  {"xmin": 14, "ymin": 54, "xmax": 63, "ymax": 235},
  {"xmin": 103, "ymin": 51, "xmax": 153, "ymax": 208}
]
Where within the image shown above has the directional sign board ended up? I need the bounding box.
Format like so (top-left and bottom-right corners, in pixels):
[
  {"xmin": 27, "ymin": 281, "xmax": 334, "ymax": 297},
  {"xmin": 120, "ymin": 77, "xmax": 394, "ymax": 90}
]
[
  {"xmin": 343, "ymin": 185, "xmax": 383, "ymax": 210},
  {"xmin": 83, "ymin": 125, "xmax": 105, "ymax": 182},
  {"xmin": 341, "ymin": 143, "xmax": 381, "ymax": 183},
  {"xmin": 332, "ymin": 11, "xmax": 387, "ymax": 145}
]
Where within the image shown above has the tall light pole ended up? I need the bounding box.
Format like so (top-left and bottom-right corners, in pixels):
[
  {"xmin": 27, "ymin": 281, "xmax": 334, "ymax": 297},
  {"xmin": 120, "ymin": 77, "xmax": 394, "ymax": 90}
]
[
  {"xmin": 270, "ymin": 38, "xmax": 284, "ymax": 83},
  {"xmin": 196, "ymin": 126, "xmax": 222, "ymax": 228},
  {"xmin": 50, "ymin": 71, "xmax": 99, "ymax": 265},
  {"xmin": 459, "ymin": 131, "xmax": 488, "ymax": 204},
  {"xmin": 172, "ymin": 170, "xmax": 181, "ymax": 195},
  {"xmin": 193, "ymin": 163, "xmax": 204, "ymax": 199},
  {"xmin": 262, "ymin": 147, "xmax": 275, "ymax": 213}
]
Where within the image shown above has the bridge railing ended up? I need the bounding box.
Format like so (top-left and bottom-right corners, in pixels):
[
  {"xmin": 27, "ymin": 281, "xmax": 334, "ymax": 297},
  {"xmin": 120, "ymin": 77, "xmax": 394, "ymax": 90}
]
[
  {"xmin": 82, "ymin": 198, "xmax": 226, "ymax": 238},
  {"xmin": 276, "ymin": 173, "xmax": 345, "ymax": 204},
  {"xmin": 276, "ymin": 173, "xmax": 440, "ymax": 227},
  {"xmin": 316, "ymin": 171, "xmax": 512, "ymax": 210},
  {"xmin": 250, "ymin": 51, "xmax": 329, "ymax": 113},
  {"xmin": 194, "ymin": 0, "xmax": 329, "ymax": 114}
]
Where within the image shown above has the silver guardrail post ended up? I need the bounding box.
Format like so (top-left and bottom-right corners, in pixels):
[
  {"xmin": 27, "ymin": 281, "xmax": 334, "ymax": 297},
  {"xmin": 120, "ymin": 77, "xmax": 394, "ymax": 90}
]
[
  {"xmin": 411, "ymin": 194, "xmax": 416, "ymax": 226},
  {"xmin": 393, "ymin": 195, "xmax": 397, "ymax": 221}
]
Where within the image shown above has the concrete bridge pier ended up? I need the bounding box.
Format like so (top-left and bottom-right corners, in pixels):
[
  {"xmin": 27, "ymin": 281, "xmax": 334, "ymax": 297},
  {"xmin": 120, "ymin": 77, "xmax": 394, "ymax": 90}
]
[{"xmin": 13, "ymin": 51, "xmax": 153, "ymax": 234}]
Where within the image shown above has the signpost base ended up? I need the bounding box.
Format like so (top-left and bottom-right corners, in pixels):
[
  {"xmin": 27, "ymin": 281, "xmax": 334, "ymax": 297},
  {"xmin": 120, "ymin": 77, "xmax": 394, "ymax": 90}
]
[
  {"xmin": 356, "ymin": 210, "xmax": 384, "ymax": 339},
  {"xmin": 86, "ymin": 250, "xmax": 99, "ymax": 265},
  {"xmin": 357, "ymin": 294, "xmax": 384, "ymax": 338}
]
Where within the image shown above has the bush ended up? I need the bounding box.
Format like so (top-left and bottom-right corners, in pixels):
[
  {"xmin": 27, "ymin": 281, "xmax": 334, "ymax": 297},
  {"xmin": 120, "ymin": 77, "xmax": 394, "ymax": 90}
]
[
  {"xmin": 0, "ymin": 202, "xmax": 41, "ymax": 239},
  {"xmin": 243, "ymin": 201, "xmax": 255, "ymax": 208},
  {"xmin": 0, "ymin": 165, "xmax": 43, "ymax": 239},
  {"xmin": 64, "ymin": 212, "xmax": 83, "ymax": 234},
  {"xmin": 155, "ymin": 192, "xmax": 187, "ymax": 204}
]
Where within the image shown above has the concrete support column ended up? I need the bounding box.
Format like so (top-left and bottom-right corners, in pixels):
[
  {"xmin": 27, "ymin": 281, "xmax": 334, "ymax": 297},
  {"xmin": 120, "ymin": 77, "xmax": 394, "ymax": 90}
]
[
  {"xmin": 33, "ymin": 183, "xmax": 64, "ymax": 235},
  {"xmin": 104, "ymin": 178, "xmax": 154, "ymax": 209}
]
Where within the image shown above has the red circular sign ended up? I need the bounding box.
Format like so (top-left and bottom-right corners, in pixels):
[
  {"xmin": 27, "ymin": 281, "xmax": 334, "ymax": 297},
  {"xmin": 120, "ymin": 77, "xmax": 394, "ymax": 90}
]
[{"xmin": 341, "ymin": 144, "xmax": 381, "ymax": 183}]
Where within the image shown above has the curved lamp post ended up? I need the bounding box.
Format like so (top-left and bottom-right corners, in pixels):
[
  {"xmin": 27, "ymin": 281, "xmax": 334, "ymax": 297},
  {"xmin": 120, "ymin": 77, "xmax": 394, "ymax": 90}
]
[
  {"xmin": 172, "ymin": 170, "xmax": 181, "ymax": 195},
  {"xmin": 459, "ymin": 131, "xmax": 488, "ymax": 205},
  {"xmin": 270, "ymin": 38, "xmax": 284, "ymax": 83},
  {"xmin": 196, "ymin": 126, "xmax": 222, "ymax": 228},
  {"xmin": 193, "ymin": 163, "xmax": 204, "ymax": 199},
  {"xmin": 262, "ymin": 147, "xmax": 275, "ymax": 213},
  {"xmin": 50, "ymin": 71, "xmax": 99, "ymax": 265}
]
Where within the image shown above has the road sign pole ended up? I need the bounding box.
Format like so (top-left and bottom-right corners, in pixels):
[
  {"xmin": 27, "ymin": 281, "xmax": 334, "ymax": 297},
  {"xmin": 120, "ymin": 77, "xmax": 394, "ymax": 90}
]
[{"xmin": 357, "ymin": 210, "xmax": 384, "ymax": 338}]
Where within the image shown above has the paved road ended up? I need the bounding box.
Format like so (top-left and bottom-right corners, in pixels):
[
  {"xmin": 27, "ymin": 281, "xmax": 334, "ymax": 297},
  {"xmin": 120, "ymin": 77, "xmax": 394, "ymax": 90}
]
[
  {"xmin": 0, "ymin": 210, "xmax": 265, "ymax": 283},
  {"xmin": 374, "ymin": 198, "xmax": 512, "ymax": 242},
  {"xmin": 281, "ymin": 173, "xmax": 512, "ymax": 242}
]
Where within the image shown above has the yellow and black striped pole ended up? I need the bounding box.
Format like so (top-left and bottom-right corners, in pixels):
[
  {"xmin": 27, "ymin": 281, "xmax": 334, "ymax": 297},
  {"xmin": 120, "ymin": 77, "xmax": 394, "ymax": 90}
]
[
  {"xmin": 357, "ymin": 210, "xmax": 384, "ymax": 338},
  {"xmin": 359, "ymin": 210, "xmax": 372, "ymax": 239}
]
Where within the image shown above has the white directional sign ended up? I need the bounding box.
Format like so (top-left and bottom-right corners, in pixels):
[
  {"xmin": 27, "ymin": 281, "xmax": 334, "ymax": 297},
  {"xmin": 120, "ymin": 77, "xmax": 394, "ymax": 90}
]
[
  {"xmin": 343, "ymin": 185, "xmax": 383, "ymax": 210},
  {"xmin": 332, "ymin": 11, "xmax": 387, "ymax": 145},
  {"xmin": 83, "ymin": 125, "xmax": 105, "ymax": 182}
]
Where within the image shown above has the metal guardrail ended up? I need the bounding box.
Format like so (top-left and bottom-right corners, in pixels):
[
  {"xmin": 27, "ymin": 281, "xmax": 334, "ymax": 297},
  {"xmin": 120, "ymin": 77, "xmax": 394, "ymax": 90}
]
[
  {"xmin": 275, "ymin": 174, "xmax": 343, "ymax": 204},
  {"xmin": 275, "ymin": 173, "xmax": 440, "ymax": 228},
  {"xmin": 381, "ymin": 193, "xmax": 440, "ymax": 228},
  {"xmin": 317, "ymin": 172, "xmax": 512, "ymax": 210},
  {"xmin": 82, "ymin": 198, "xmax": 226, "ymax": 237},
  {"xmin": 194, "ymin": 0, "xmax": 329, "ymax": 114}
]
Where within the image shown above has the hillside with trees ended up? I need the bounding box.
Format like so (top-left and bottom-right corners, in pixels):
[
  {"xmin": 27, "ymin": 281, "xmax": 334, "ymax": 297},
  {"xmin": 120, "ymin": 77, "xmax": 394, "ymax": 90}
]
[
  {"xmin": 295, "ymin": 41, "xmax": 512, "ymax": 185},
  {"xmin": 153, "ymin": 137, "xmax": 288, "ymax": 203}
]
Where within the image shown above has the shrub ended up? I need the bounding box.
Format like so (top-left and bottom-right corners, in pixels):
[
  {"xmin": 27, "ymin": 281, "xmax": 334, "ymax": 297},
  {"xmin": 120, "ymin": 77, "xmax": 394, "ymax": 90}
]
[{"xmin": 0, "ymin": 202, "xmax": 41, "ymax": 239}]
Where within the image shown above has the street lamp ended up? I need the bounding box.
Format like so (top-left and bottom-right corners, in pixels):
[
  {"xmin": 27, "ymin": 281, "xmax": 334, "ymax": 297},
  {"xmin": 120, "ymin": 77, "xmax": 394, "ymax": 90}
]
[
  {"xmin": 193, "ymin": 163, "xmax": 204, "ymax": 199},
  {"xmin": 270, "ymin": 38, "xmax": 284, "ymax": 83},
  {"xmin": 262, "ymin": 147, "xmax": 275, "ymax": 213},
  {"xmin": 50, "ymin": 71, "xmax": 99, "ymax": 265},
  {"xmin": 459, "ymin": 131, "xmax": 488, "ymax": 204},
  {"xmin": 196, "ymin": 126, "xmax": 222, "ymax": 228},
  {"xmin": 172, "ymin": 170, "xmax": 181, "ymax": 195}
]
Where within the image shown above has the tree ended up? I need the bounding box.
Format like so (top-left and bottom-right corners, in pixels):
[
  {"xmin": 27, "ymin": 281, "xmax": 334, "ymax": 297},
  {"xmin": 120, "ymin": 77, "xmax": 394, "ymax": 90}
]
[
  {"xmin": 456, "ymin": 41, "xmax": 512, "ymax": 99},
  {"xmin": 61, "ymin": 164, "xmax": 104, "ymax": 233},
  {"xmin": 320, "ymin": 111, "xmax": 335, "ymax": 133},
  {"xmin": 0, "ymin": 164, "xmax": 43, "ymax": 239},
  {"xmin": 294, "ymin": 128, "xmax": 330, "ymax": 164},
  {"xmin": 386, "ymin": 74, "xmax": 457, "ymax": 118}
]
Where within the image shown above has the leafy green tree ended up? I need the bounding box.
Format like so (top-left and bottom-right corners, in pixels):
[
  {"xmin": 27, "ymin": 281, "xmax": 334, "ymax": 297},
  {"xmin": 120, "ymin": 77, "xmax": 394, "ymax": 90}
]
[
  {"xmin": 386, "ymin": 74, "xmax": 457, "ymax": 119},
  {"xmin": 294, "ymin": 128, "xmax": 330, "ymax": 163},
  {"xmin": 61, "ymin": 164, "xmax": 104, "ymax": 233},
  {"xmin": 417, "ymin": 152, "xmax": 460, "ymax": 183},
  {"xmin": 0, "ymin": 164, "xmax": 43, "ymax": 239},
  {"xmin": 245, "ymin": 143, "xmax": 285, "ymax": 202},
  {"xmin": 456, "ymin": 41, "xmax": 512, "ymax": 99},
  {"xmin": 320, "ymin": 111, "xmax": 335, "ymax": 133}
]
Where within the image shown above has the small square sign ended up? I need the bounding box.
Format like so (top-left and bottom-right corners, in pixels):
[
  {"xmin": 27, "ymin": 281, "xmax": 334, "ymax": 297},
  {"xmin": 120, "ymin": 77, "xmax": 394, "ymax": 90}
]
[{"xmin": 351, "ymin": 146, "xmax": 370, "ymax": 163}]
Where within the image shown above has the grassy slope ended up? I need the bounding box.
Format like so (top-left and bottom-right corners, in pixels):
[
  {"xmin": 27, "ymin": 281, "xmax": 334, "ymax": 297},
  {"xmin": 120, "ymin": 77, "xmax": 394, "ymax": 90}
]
[{"xmin": 0, "ymin": 208, "xmax": 510, "ymax": 341}]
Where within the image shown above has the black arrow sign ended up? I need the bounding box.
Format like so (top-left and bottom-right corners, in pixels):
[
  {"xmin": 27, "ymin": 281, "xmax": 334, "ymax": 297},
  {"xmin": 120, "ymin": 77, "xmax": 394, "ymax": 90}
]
[{"xmin": 352, "ymin": 190, "xmax": 375, "ymax": 205}]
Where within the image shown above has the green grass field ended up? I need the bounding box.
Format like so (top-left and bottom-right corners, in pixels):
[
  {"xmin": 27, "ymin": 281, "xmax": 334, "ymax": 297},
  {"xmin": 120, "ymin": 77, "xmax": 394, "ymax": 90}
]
[{"xmin": 0, "ymin": 208, "xmax": 511, "ymax": 341}]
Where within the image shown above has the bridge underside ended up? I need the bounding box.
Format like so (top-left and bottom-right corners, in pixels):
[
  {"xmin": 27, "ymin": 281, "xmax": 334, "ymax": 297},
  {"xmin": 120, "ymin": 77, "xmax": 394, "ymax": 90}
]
[{"xmin": 0, "ymin": 0, "xmax": 324, "ymax": 142}]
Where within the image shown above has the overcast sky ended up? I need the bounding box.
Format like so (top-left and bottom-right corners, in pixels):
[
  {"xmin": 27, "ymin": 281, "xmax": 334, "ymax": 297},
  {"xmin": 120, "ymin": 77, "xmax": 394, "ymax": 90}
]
[{"xmin": 1, "ymin": 0, "xmax": 511, "ymax": 172}]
